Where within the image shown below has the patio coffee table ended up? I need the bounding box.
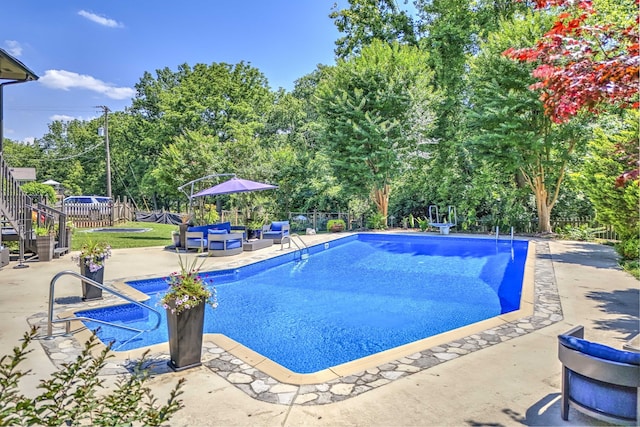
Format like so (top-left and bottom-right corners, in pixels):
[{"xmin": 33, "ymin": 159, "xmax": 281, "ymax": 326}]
[{"xmin": 243, "ymin": 239, "xmax": 273, "ymax": 251}]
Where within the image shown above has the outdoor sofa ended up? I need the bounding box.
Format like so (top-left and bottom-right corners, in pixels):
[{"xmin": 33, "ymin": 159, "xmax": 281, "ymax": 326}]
[{"xmin": 558, "ymin": 325, "xmax": 639, "ymax": 425}]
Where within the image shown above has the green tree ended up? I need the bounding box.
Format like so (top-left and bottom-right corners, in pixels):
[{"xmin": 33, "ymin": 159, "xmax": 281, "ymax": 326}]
[
  {"xmin": 330, "ymin": 0, "xmax": 417, "ymax": 59},
  {"xmin": 127, "ymin": 62, "xmax": 274, "ymax": 211},
  {"xmin": 406, "ymin": 0, "xmax": 529, "ymax": 221},
  {"xmin": 315, "ymin": 40, "xmax": 438, "ymax": 218},
  {"xmin": 36, "ymin": 119, "xmax": 106, "ymax": 197},
  {"xmin": 20, "ymin": 182, "xmax": 56, "ymax": 205},
  {"xmin": 149, "ymin": 130, "xmax": 219, "ymax": 205},
  {"xmin": 467, "ymin": 13, "xmax": 589, "ymax": 233},
  {"xmin": 580, "ymin": 110, "xmax": 640, "ymax": 260},
  {"xmin": 2, "ymin": 138, "xmax": 44, "ymax": 168}
]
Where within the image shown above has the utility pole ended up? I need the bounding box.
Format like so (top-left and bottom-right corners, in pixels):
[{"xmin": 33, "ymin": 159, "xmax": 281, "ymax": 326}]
[{"xmin": 97, "ymin": 106, "xmax": 112, "ymax": 198}]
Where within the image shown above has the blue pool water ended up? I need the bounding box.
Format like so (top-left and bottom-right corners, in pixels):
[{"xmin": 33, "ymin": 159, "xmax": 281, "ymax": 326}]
[{"xmin": 77, "ymin": 234, "xmax": 528, "ymax": 373}]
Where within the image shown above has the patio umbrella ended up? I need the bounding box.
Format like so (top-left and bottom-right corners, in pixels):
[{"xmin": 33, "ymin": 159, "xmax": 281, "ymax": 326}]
[{"xmin": 192, "ymin": 177, "xmax": 278, "ymax": 198}]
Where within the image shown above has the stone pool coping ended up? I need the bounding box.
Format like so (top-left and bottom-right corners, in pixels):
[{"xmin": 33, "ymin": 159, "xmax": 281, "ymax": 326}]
[{"xmin": 29, "ymin": 238, "xmax": 561, "ymax": 406}]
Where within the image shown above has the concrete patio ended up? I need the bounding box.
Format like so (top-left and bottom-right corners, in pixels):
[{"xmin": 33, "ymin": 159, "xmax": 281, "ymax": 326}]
[{"xmin": 0, "ymin": 234, "xmax": 637, "ymax": 426}]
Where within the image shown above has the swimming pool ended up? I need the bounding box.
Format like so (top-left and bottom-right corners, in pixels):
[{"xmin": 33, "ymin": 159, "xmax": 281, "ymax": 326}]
[{"xmin": 76, "ymin": 233, "xmax": 529, "ymax": 374}]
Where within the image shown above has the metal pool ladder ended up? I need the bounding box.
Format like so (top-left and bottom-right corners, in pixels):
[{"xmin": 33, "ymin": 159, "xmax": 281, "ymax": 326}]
[
  {"xmin": 46, "ymin": 270, "xmax": 162, "ymax": 342},
  {"xmin": 281, "ymin": 233, "xmax": 309, "ymax": 260}
]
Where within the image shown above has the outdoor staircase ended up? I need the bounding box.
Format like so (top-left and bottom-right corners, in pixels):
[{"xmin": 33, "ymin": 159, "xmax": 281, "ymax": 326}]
[{"xmin": 0, "ymin": 152, "xmax": 69, "ymax": 264}]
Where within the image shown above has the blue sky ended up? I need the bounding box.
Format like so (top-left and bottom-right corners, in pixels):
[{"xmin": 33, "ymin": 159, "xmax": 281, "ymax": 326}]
[{"xmin": 2, "ymin": 1, "xmax": 348, "ymax": 143}]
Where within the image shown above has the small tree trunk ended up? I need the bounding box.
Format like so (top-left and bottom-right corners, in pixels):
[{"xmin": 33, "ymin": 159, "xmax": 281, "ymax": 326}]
[
  {"xmin": 371, "ymin": 184, "xmax": 390, "ymax": 218},
  {"xmin": 534, "ymin": 176, "xmax": 553, "ymax": 233},
  {"xmin": 537, "ymin": 200, "xmax": 552, "ymax": 233}
]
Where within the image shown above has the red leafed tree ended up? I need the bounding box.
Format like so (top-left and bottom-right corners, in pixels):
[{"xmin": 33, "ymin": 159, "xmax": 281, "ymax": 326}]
[
  {"xmin": 504, "ymin": 0, "xmax": 638, "ymax": 122},
  {"xmin": 505, "ymin": 0, "xmax": 638, "ymax": 185}
]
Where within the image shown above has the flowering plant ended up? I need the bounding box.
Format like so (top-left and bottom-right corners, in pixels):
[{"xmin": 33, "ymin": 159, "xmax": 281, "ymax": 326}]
[
  {"xmin": 161, "ymin": 253, "xmax": 218, "ymax": 315},
  {"xmin": 74, "ymin": 241, "xmax": 111, "ymax": 272}
]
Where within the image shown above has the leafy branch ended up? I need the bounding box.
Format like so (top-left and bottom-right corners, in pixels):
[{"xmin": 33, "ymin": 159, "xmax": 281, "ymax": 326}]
[{"xmin": 0, "ymin": 327, "xmax": 185, "ymax": 426}]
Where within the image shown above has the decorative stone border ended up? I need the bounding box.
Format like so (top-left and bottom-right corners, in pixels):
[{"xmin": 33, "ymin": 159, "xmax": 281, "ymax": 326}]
[{"xmin": 29, "ymin": 240, "xmax": 562, "ymax": 406}]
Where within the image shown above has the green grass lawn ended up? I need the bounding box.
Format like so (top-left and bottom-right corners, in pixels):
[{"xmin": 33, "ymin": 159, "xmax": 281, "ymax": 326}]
[{"xmin": 71, "ymin": 222, "xmax": 178, "ymax": 251}]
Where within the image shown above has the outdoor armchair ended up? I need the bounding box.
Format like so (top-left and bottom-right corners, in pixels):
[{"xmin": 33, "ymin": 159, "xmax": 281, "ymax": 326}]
[
  {"xmin": 184, "ymin": 230, "xmax": 207, "ymax": 252},
  {"xmin": 207, "ymin": 229, "xmax": 243, "ymax": 257},
  {"xmin": 558, "ymin": 325, "xmax": 639, "ymax": 425},
  {"xmin": 262, "ymin": 221, "xmax": 290, "ymax": 244}
]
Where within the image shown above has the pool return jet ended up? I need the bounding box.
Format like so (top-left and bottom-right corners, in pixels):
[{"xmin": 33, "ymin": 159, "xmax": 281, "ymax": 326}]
[{"xmin": 428, "ymin": 205, "xmax": 457, "ymax": 234}]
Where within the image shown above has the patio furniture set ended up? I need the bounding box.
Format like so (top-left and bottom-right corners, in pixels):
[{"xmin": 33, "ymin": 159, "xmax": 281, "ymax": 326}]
[{"xmin": 184, "ymin": 221, "xmax": 290, "ymax": 256}]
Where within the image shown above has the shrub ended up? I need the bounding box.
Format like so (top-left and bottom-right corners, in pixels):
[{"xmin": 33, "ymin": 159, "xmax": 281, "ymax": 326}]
[
  {"xmin": 621, "ymin": 259, "xmax": 639, "ymax": 280},
  {"xmin": 366, "ymin": 212, "xmax": 386, "ymax": 230},
  {"xmin": 415, "ymin": 216, "xmax": 430, "ymax": 231},
  {"xmin": 556, "ymin": 224, "xmax": 606, "ymax": 242},
  {"xmin": 326, "ymin": 219, "xmax": 346, "ymax": 232},
  {"xmin": 616, "ymin": 237, "xmax": 639, "ymax": 261},
  {"xmin": 0, "ymin": 327, "xmax": 184, "ymax": 426}
]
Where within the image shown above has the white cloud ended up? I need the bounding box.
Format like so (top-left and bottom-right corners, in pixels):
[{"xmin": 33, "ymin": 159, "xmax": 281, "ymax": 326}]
[
  {"xmin": 3, "ymin": 40, "xmax": 23, "ymax": 57},
  {"xmin": 5, "ymin": 129, "xmax": 35, "ymax": 145},
  {"xmin": 39, "ymin": 70, "xmax": 136, "ymax": 100},
  {"xmin": 78, "ymin": 10, "xmax": 122, "ymax": 28},
  {"xmin": 50, "ymin": 114, "xmax": 79, "ymax": 122},
  {"xmin": 49, "ymin": 114, "xmax": 99, "ymax": 123}
]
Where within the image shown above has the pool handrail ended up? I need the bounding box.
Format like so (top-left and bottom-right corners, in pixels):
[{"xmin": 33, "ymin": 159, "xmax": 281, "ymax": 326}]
[
  {"xmin": 281, "ymin": 233, "xmax": 309, "ymax": 260},
  {"xmin": 428, "ymin": 205, "xmax": 457, "ymax": 234},
  {"xmin": 46, "ymin": 270, "xmax": 162, "ymax": 338}
]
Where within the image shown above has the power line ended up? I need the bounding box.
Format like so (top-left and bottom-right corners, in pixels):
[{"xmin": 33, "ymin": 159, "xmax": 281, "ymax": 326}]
[
  {"xmin": 47, "ymin": 141, "xmax": 105, "ymax": 161},
  {"xmin": 6, "ymin": 105, "xmax": 108, "ymax": 113},
  {"xmin": 3, "ymin": 140, "xmax": 104, "ymax": 163}
]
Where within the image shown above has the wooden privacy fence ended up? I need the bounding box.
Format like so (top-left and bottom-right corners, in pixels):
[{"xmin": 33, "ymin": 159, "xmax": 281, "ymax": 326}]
[{"xmin": 65, "ymin": 196, "xmax": 135, "ymax": 228}]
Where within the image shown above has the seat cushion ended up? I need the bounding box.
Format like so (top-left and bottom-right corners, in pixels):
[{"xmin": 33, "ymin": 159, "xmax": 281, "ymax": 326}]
[
  {"xmin": 263, "ymin": 231, "xmax": 282, "ymax": 239},
  {"xmin": 186, "ymin": 238, "xmax": 206, "ymax": 248},
  {"xmin": 211, "ymin": 222, "xmax": 231, "ymax": 233},
  {"xmin": 559, "ymin": 335, "xmax": 640, "ymax": 365},
  {"xmin": 209, "ymin": 239, "xmax": 241, "ymax": 250},
  {"xmin": 208, "ymin": 229, "xmax": 228, "ymax": 235},
  {"xmin": 270, "ymin": 221, "xmax": 288, "ymax": 232},
  {"xmin": 187, "ymin": 225, "xmax": 209, "ymax": 234}
]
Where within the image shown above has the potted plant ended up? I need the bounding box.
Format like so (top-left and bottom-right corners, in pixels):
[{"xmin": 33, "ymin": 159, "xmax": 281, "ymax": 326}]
[
  {"xmin": 178, "ymin": 213, "xmax": 193, "ymax": 249},
  {"xmin": 171, "ymin": 230, "xmax": 180, "ymax": 247},
  {"xmin": 161, "ymin": 254, "xmax": 218, "ymax": 371},
  {"xmin": 246, "ymin": 218, "xmax": 264, "ymax": 240},
  {"xmin": 327, "ymin": 219, "xmax": 346, "ymax": 233},
  {"xmin": 34, "ymin": 225, "xmax": 55, "ymax": 262},
  {"xmin": 74, "ymin": 241, "xmax": 111, "ymax": 301},
  {"xmin": 63, "ymin": 220, "xmax": 74, "ymax": 251}
]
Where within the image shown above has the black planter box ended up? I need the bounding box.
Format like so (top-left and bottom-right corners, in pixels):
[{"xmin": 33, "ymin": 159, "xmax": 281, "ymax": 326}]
[
  {"xmin": 80, "ymin": 264, "xmax": 104, "ymax": 301},
  {"xmin": 166, "ymin": 300, "xmax": 205, "ymax": 371}
]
